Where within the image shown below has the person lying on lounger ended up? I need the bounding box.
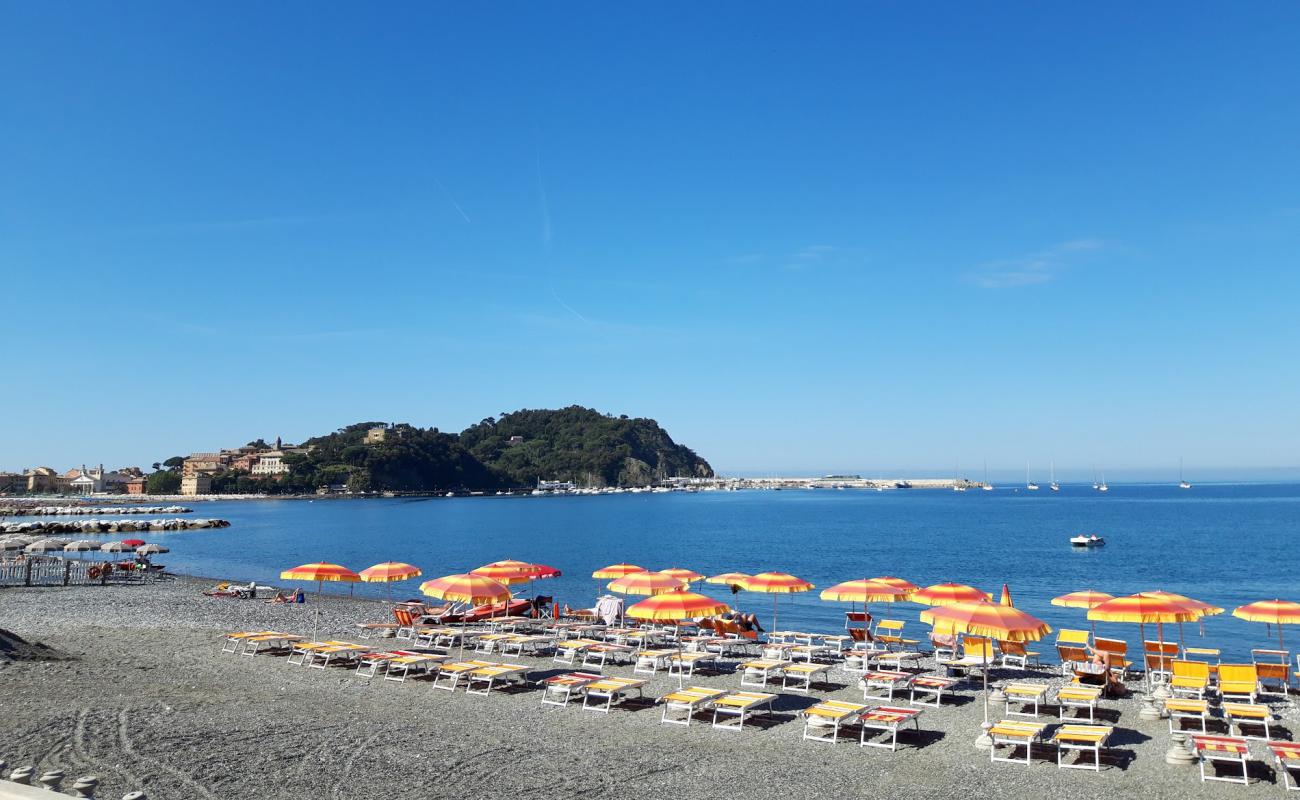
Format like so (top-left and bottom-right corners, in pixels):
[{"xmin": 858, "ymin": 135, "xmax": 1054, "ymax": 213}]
[{"xmin": 722, "ymin": 611, "xmax": 764, "ymax": 633}]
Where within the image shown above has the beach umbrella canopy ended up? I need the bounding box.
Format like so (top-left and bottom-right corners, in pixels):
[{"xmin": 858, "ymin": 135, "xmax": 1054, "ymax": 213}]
[
  {"xmin": 529, "ymin": 563, "xmax": 562, "ymax": 579},
  {"xmin": 705, "ymin": 572, "xmax": 750, "ymax": 586},
  {"xmin": 26, "ymin": 538, "xmax": 69, "ymax": 553},
  {"xmin": 472, "ymin": 560, "xmax": 546, "ymax": 585},
  {"xmin": 1051, "ymin": 590, "xmax": 1115, "ymax": 609},
  {"xmin": 1087, "ymin": 592, "xmax": 1200, "ymax": 653},
  {"xmin": 63, "ymin": 540, "xmax": 100, "ymax": 552},
  {"xmin": 100, "ymin": 541, "xmax": 130, "ymax": 554},
  {"xmin": 911, "ymin": 582, "xmax": 987, "ymax": 607},
  {"xmin": 419, "ymin": 573, "xmax": 511, "ymax": 605},
  {"xmin": 0, "ymin": 538, "xmax": 28, "ymax": 552},
  {"xmin": 658, "ymin": 567, "xmax": 704, "ymax": 582},
  {"xmin": 626, "ymin": 591, "xmax": 731, "ymax": 622},
  {"xmin": 592, "ymin": 563, "xmax": 646, "ymax": 579},
  {"xmin": 136, "ymin": 543, "xmax": 168, "ymax": 555},
  {"xmin": 869, "ymin": 576, "xmax": 920, "ymax": 593},
  {"xmin": 359, "ymin": 562, "xmax": 423, "ymax": 583},
  {"xmin": 120, "ymin": 539, "xmax": 147, "ymax": 548},
  {"xmin": 1233, "ymin": 599, "xmax": 1300, "ymax": 648},
  {"xmin": 819, "ymin": 579, "xmax": 911, "ymax": 604},
  {"xmin": 608, "ymin": 571, "xmax": 688, "ymax": 596},
  {"xmin": 741, "ymin": 572, "xmax": 814, "ymax": 632},
  {"xmin": 280, "ymin": 562, "xmax": 360, "ymax": 584},
  {"xmin": 1145, "ymin": 590, "xmax": 1224, "ymax": 618}
]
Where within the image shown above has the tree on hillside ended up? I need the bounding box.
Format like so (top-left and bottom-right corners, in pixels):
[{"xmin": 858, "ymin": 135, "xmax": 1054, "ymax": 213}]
[
  {"xmin": 163, "ymin": 457, "xmax": 184, "ymax": 470},
  {"xmin": 146, "ymin": 471, "xmax": 181, "ymax": 494}
]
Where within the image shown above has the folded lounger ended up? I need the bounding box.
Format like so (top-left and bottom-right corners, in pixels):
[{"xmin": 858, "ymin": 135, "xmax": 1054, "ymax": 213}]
[
  {"xmin": 1053, "ymin": 724, "xmax": 1113, "ymax": 771},
  {"xmin": 988, "ymin": 720, "xmax": 1047, "ymax": 765},
  {"xmin": 658, "ymin": 686, "xmax": 726, "ymax": 726},
  {"xmin": 801, "ymin": 700, "xmax": 868, "ymax": 743},
  {"xmin": 1191, "ymin": 735, "xmax": 1251, "ymax": 785},
  {"xmin": 581, "ymin": 676, "xmax": 648, "ymax": 713},
  {"xmin": 858, "ymin": 705, "xmax": 923, "ymax": 751},
  {"xmin": 711, "ymin": 691, "xmax": 777, "ymax": 731}
]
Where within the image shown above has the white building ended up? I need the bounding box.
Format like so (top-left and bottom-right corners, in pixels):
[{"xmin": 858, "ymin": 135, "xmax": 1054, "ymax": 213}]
[{"xmin": 251, "ymin": 451, "xmax": 291, "ymax": 476}]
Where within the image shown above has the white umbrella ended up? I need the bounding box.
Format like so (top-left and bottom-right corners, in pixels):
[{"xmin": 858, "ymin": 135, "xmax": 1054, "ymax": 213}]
[
  {"xmin": 136, "ymin": 543, "xmax": 169, "ymax": 555},
  {"xmin": 100, "ymin": 541, "xmax": 130, "ymax": 555},
  {"xmin": 64, "ymin": 540, "xmax": 100, "ymax": 560},
  {"xmin": 26, "ymin": 538, "xmax": 70, "ymax": 553},
  {"xmin": 0, "ymin": 538, "xmax": 31, "ymax": 552}
]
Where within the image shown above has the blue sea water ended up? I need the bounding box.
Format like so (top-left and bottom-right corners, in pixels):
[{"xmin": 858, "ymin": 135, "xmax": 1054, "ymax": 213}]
[{"xmin": 60, "ymin": 483, "xmax": 1300, "ymax": 660}]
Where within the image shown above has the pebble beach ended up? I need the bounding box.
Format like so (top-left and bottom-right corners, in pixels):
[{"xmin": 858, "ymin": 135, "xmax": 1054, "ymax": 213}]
[{"xmin": 1, "ymin": 576, "xmax": 1296, "ymax": 799}]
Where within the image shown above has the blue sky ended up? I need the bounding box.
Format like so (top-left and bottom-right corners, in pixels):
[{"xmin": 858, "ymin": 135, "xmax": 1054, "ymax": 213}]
[{"xmin": 3, "ymin": 3, "xmax": 1299, "ymax": 479}]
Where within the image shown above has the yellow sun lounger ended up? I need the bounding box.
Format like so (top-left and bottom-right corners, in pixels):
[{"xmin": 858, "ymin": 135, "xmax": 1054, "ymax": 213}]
[
  {"xmin": 1165, "ymin": 698, "xmax": 1210, "ymax": 734},
  {"xmin": 465, "ymin": 663, "xmax": 530, "ymax": 695},
  {"xmin": 221, "ymin": 630, "xmax": 287, "ymax": 654},
  {"xmin": 383, "ymin": 653, "xmax": 445, "ymax": 682},
  {"xmin": 1053, "ymin": 724, "xmax": 1112, "ymax": 771},
  {"xmin": 667, "ymin": 651, "xmax": 717, "ymax": 677},
  {"xmin": 1170, "ymin": 660, "xmax": 1211, "ymax": 699},
  {"xmin": 658, "ymin": 686, "xmax": 726, "ymax": 726},
  {"xmin": 498, "ymin": 635, "xmax": 553, "ymax": 657},
  {"xmin": 988, "ymin": 720, "xmax": 1047, "ymax": 765},
  {"xmin": 581, "ymin": 676, "xmax": 648, "ymax": 713},
  {"xmin": 539, "ymin": 672, "xmax": 603, "ymax": 706},
  {"xmin": 432, "ymin": 660, "xmax": 497, "ymax": 691},
  {"xmin": 1003, "ymin": 682, "xmax": 1050, "ymax": 718},
  {"xmin": 237, "ymin": 633, "xmax": 303, "ymax": 657},
  {"xmin": 633, "ymin": 648, "xmax": 678, "ymax": 675},
  {"xmin": 781, "ymin": 662, "xmax": 832, "ymax": 693},
  {"xmin": 711, "ymin": 691, "xmax": 777, "ymax": 731},
  {"xmin": 1055, "ymin": 685, "xmax": 1103, "ymax": 722},
  {"xmin": 1222, "ymin": 702, "xmax": 1273, "ymax": 740},
  {"xmin": 552, "ymin": 638, "xmax": 602, "ymax": 665},
  {"xmin": 1218, "ymin": 664, "xmax": 1259, "ymax": 703},
  {"xmin": 287, "ymin": 640, "xmax": 360, "ymax": 666},
  {"xmin": 801, "ymin": 700, "xmax": 868, "ymax": 743},
  {"xmin": 306, "ymin": 643, "xmax": 369, "ymax": 669},
  {"xmin": 739, "ymin": 659, "xmax": 792, "ymax": 688}
]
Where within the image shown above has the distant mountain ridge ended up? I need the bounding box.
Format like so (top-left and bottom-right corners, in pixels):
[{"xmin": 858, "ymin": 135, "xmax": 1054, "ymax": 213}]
[{"xmin": 206, "ymin": 406, "xmax": 712, "ymax": 494}]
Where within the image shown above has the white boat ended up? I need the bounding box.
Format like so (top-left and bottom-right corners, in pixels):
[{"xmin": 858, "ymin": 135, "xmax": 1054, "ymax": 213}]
[
  {"xmin": 1049, "ymin": 461, "xmax": 1060, "ymax": 492},
  {"xmin": 1179, "ymin": 458, "xmax": 1192, "ymax": 489},
  {"xmin": 982, "ymin": 461, "xmax": 994, "ymax": 490},
  {"xmin": 1070, "ymin": 534, "xmax": 1105, "ymax": 547},
  {"xmin": 1097, "ymin": 471, "xmax": 1109, "ymax": 493},
  {"xmin": 1025, "ymin": 461, "xmax": 1039, "ymax": 490}
]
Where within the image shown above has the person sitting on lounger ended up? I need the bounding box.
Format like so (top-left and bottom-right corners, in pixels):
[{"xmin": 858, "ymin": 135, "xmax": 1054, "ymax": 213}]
[
  {"xmin": 723, "ymin": 611, "xmax": 764, "ymax": 633},
  {"xmin": 267, "ymin": 590, "xmax": 293, "ymax": 604}
]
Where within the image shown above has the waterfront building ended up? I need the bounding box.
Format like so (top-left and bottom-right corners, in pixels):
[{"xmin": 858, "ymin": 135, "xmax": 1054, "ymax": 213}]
[
  {"xmin": 125, "ymin": 476, "xmax": 147, "ymax": 495},
  {"xmin": 180, "ymin": 473, "xmax": 212, "ymax": 496},
  {"xmin": 250, "ymin": 451, "xmax": 290, "ymax": 476},
  {"xmin": 182, "ymin": 453, "xmax": 226, "ymax": 477}
]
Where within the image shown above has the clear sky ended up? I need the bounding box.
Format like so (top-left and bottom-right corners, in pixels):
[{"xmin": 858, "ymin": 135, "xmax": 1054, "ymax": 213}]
[{"xmin": 4, "ymin": 3, "xmax": 1299, "ymax": 480}]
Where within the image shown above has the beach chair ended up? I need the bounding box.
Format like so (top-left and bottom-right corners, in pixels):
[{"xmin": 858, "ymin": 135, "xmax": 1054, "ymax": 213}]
[
  {"xmin": 1169, "ymin": 659, "xmax": 1210, "ymax": 699},
  {"xmin": 873, "ymin": 650, "xmax": 925, "ymax": 671},
  {"xmin": 432, "ymin": 660, "xmax": 496, "ymax": 691},
  {"xmin": 711, "ymin": 691, "xmax": 776, "ymax": 731},
  {"xmin": 1003, "ymin": 682, "xmax": 1050, "ymax": 718},
  {"xmin": 1144, "ymin": 640, "xmax": 1179, "ymax": 684},
  {"xmin": 909, "ymin": 676, "xmax": 957, "ymax": 707},
  {"xmin": 988, "ymin": 720, "xmax": 1047, "ymax": 765},
  {"xmin": 221, "ymin": 630, "xmax": 280, "ymax": 654},
  {"xmin": 465, "ymin": 663, "xmax": 530, "ymax": 695},
  {"xmin": 1092, "ymin": 638, "xmax": 1133, "ymax": 680},
  {"xmin": 1191, "ymin": 735, "xmax": 1251, "ymax": 785},
  {"xmin": 942, "ymin": 638, "xmax": 994, "ymax": 676},
  {"xmin": 873, "ymin": 620, "xmax": 914, "ymax": 651},
  {"xmin": 861, "ymin": 670, "xmax": 913, "ymax": 700},
  {"xmin": 859, "ymin": 705, "xmax": 923, "ymax": 751},
  {"xmin": 539, "ymin": 672, "xmax": 603, "ymax": 707},
  {"xmin": 239, "ymin": 633, "xmax": 302, "ymax": 657},
  {"xmin": 581, "ymin": 676, "xmax": 647, "ymax": 713},
  {"xmin": 1219, "ymin": 664, "xmax": 1259, "ymax": 703},
  {"xmin": 667, "ymin": 651, "xmax": 716, "ymax": 677},
  {"xmin": 354, "ymin": 649, "xmax": 419, "ymax": 678},
  {"xmin": 1268, "ymin": 741, "xmax": 1300, "ymax": 791},
  {"xmin": 1057, "ymin": 645, "xmax": 1090, "ymax": 677},
  {"xmin": 1165, "ymin": 698, "xmax": 1210, "ymax": 733},
  {"xmin": 658, "ymin": 686, "xmax": 726, "ymax": 726},
  {"xmin": 1056, "ymin": 628, "xmax": 1090, "ymax": 650},
  {"xmin": 739, "ymin": 659, "xmax": 791, "ymax": 688},
  {"xmin": 499, "ymin": 634, "xmax": 553, "ymax": 657},
  {"xmin": 1257, "ymin": 663, "xmax": 1290, "ymax": 695},
  {"xmin": 930, "ymin": 635, "xmax": 958, "ymax": 662},
  {"xmin": 307, "ymin": 643, "xmax": 369, "ymax": 670},
  {"xmin": 997, "ymin": 640, "xmax": 1040, "ymax": 669},
  {"xmin": 580, "ymin": 643, "xmax": 632, "ymax": 672},
  {"xmin": 1053, "ymin": 724, "xmax": 1113, "ymax": 771},
  {"xmin": 383, "ymin": 653, "xmax": 445, "ymax": 682},
  {"xmin": 552, "ymin": 637, "xmax": 599, "ymax": 666},
  {"xmin": 392, "ymin": 607, "xmax": 418, "ymax": 640},
  {"xmin": 801, "ymin": 700, "xmax": 868, "ymax": 743},
  {"xmin": 632, "ymin": 648, "xmax": 677, "ymax": 675},
  {"xmin": 287, "ymin": 640, "xmax": 353, "ymax": 666},
  {"xmin": 781, "ymin": 662, "xmax": 831, "ymax": 694},
  {"xmin": 1222, "ymin": 702, "xmax": 1273, "ymax": 740},
  {"xmin": 1055, "ymin": 685, "xmax": 1102, "ymax": 722}
]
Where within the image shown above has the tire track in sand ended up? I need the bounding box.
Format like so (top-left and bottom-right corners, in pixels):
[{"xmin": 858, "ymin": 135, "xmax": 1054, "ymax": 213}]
[
  {"xmin": 117, "ymin": 706, "xmax": 220, "ymax": 800},
  {"xmin": 329, "ymin": 729, "xmax": 385, "ymax": 800}
]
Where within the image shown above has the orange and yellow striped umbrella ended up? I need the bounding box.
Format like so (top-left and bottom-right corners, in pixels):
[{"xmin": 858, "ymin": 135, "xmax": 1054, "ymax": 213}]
[
  {"xmin": 741, "ymin": 572, "xmax": 813, "ymax": 632},
  {"xmin": 1051, "ymin": 590, "xmax": 1115, "ymax": 609},
  {"xmin": 921, "ymin": 600, "xmax": 1052, "ymax": 642},
  {"xmin": 870, "ymin": 576, "xmax": 920, "ymax": 593},
  {"xmin": 1088, "ymin": 592, "xmax": 1200, "ymax": 647},
  {"xmin": 659, "ymin": 567, "xmax": 705, "ymax": 582},
  {"xmin": 419, "ymin": 573, "xmax": 512, "ymax": 605},
  {"xmin": 592, "ymin": 563, "xmax": 647, "ymax": 579},
  {"xmin": 358, "ymin": 562, "xmax": 423, "ymax": 583},
  {"xmin": 911, "ymin": 582, "xmax": 987, "ymax": 607},
  {"xmin": 1146, "ymin": 590, "xmax": 1224, "ymax": 618},
  {"xmin": 1233, "ymin": 599, "xmax": 1300, "ymax": 648},
  {"xmin": 626, "ymin": 591, "xmax": 730, "ymax": 622},
  {"xmin": 819, "ymin": 579, "xmax": 911, "ymax": 604},
  {"xmin": 281, "ymin": 562, "xmax": 360, "ymax": 583},
  {"xmin": 472, "ymin": 560, "xmax": 547, "ymax": 586},
  {"xmin": 608, "ymin": 571, "xmax": 689, "ymax": 596},
  {"xmin": 705, "ymin": 572, "xmax": 750, "ymax": 586}
]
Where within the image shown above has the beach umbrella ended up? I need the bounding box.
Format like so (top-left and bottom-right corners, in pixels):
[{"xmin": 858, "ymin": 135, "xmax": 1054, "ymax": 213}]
[
  {"xmin": 136, "ymin": 543, "xmax": 168, "ymax": 555},
  {"xmin": 921, "ymin": 601, "xmax": 1052, "ymax": 741},
  {"xmin": 63, "ymin": 540, "xmax": 99, "ymax": 560},
  {"xmin": 280, "ymin": 563, "xmax": 361, "ymax": 595},
  {"xmin": 592, "ymin": 563, "xmax": 646, "ymax": 579},
  {"xmin": 911, "ymin": 582, "xmax": 987, "ymax": 607},
  {"xmin": 1232, "ymin": 599, "xmax": 1300, "ymax": 649},
  {"xmin": 420, "ymin": 573, "xmax": 512, "ymax": 658},
  {"xmin": 659, "ymin": 567, "xmax": 704, "ymax": 583},
  {"xmin": 705, "ymin": 572, "xmax": 750, "ymax": 593},
  {"xmin": 627, "ymin": 591, "xmax": 732, "ymax": 688},
  {"xmin": 1051, "ymin": 590, "xmax": 1115, "ymax": 636},
  {"xmin": 820, "ymin": 579, "xmax": 911, "ymax": 636},
  {"xmin": 870, "ymin": 576, "xmax": 920, "ymax": 594},
  {"xmin": 120, "ymin": 539, "xmax": 147, "ymax": 548},
  {"xmin": 0, "ymin": 538, "xmax": 28, "ymax": 552},
  {"xmin": 100, "ymin": 541, "xmax": 130, "ymax": 555},
  {"xmin": 999, "ymin": 584, "xmax": 1014, "ymax": 607},
  {"xmin": 1143, "ymin": 590, "xmax": 1224, "ymax": 648},
  {"xmin": 472, "ymin": 560, "xmax": 560, "ymax": 615},
  {"xmin": 608, "ymin": 572, "xmax": 689, "ymax": 625},
  {"xmin": 741, "ymin": 572, "xmax": 814, "ymax": 633},
  {"xmin": 359, "ymin": 562, "xmax": 424, "ymax": 605},
  {"xmin": 26, "ymin": 538, "xmax": 70, "ymax": 554},
  {"xmin": 1087, "ymin": 593, "xmax": 1199, "ymax": 662}
]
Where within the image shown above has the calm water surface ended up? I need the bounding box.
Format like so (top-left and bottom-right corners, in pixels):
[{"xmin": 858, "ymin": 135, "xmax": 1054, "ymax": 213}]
[{"xmin": 66, "ymin": 483, "xmax": 1300, "ymax": 660}]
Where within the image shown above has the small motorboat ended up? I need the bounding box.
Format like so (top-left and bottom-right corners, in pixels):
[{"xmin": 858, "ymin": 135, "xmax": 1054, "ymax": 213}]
[{"xmin": 1070, "ymin": 534, "xmax": 1105, "ymax": 548}]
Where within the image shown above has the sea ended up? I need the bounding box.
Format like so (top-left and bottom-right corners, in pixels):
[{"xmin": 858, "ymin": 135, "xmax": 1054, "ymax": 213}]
[{"xmin": 39, "ymin": 482, "xmax": 1300, "ymax": 661}]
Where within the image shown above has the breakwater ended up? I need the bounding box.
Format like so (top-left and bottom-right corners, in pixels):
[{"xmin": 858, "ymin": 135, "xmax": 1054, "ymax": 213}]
[
  {"xmin": 1, "ymin": 518, "xmax": 229, "ymax": 535},
  {"xmin": 0, "ymin": 505, "xmax": 193, "ymax": 517}
]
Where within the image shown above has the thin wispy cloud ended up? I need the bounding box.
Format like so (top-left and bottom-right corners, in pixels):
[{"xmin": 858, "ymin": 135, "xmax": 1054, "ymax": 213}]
[
  {"xmin": 970, "ymin": 239, "xmax": 1105, "ymax": 289},
  {"xmin": 433, "ymin": 177, "xmax": 472, "ymax": 224}
]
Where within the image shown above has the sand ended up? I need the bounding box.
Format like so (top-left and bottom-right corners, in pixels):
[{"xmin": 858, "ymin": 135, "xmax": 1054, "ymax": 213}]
[{"xmin": 0, "ymin": 576, "xmax": 1294, "ymax": 799}]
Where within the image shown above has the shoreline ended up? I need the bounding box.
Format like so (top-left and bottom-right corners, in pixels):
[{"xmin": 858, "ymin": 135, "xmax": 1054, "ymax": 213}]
[{"xmin": 1, "ymin": 577, "xmax": 1296, "ymax": 799}]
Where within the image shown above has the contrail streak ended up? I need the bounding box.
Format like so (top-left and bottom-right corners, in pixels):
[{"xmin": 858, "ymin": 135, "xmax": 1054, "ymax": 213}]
[{"xmin": 433, "ymin": 177, "xmax": 471, "ymax": 223}]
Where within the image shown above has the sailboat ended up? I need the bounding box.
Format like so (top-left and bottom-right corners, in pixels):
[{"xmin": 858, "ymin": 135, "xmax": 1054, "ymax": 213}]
[
  {"xmin": 1025, "ymin": 461, "xmax": 1039, "ymax": 490},
  {"xmin": 1179, "ymin": 458, "xmax": 1192, "ymax": 490},
  {"xmin": 953, "ymin": 462, "xmax": 967, "ymax": 491},
  {"xmin": 982, "ymin": 460, "xmax": 994, "ymax": 491},
  {"xmin": 1097, "ymin": 470, "xmax": 1109, "ymax": 492},
  {"xmin": 1049, "ymin": 460, "xmax": 1060, "ymax": 492}
]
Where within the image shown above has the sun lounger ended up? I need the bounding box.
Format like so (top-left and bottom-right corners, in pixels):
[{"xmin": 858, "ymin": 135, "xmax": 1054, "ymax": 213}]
[
  {"xmin": 432, "ymin": 660, "xmax": 497, "ymax": 691},
  {"xmin": 1053, "ymin": 724, "xmax": 1113, "ymax": 771},
  {"xmin": 859, "ymin": 705, "xmax": 923, "ymax": 751},
  {"xmin": 1055, "ymin": 685, "xmax": 1103, "ymax": 722},
  {"xmin": 632, "ymin": 648, "xmax": 678, "ymax": 675},
  {"xmin": 539, "ymin": 672, "xmax": 603, "ymax": 707},
  {"xmin": 1003, "ymin": 682, "xmax": 1050, "ymax": 718},
  {"xmin": 465, "ymin": 663, "xmax": 530, "ymax": 695},
  {"xmin": 781, "ymin": 662, "xmax": 832, "ymax": 693},
  {"xmin": 1256, "ymin": 662, "xmax": 1290, "ymax": 695},
  {"xmin": 739, "ymin": 659, "xmax": 792, "ymax": 688},
  {"xmin": 711, "ymin": 691, "xmax": 776, "ymax": 731},
  {"xmin": 498, "ymin": 634, "xmax": 553, "ymax": 657},
  {"xmin": 667, "ymin": 651, "xmax": 716, "ymax": 677},
  {"xmin": 908, "ymin": 676, "xmax": 957, "ymax": 707},
  {"xmin": 1218, "ymin": 664, "xmax": 1259, "ymax": 703},
  {"xmin": 841, "ymin": 647, "xmax": 888, "ymax": 675},
  {"xmin": 873, "ymin": 620, "xmax": 919, "ymax": 651},
  {"xmin": 581, "ymin": 676, "xmax": 647, "ymax": 713},
  {"xmin": 307, "ymin": 643, "xmax": 369, "ymax": 669},
  {"xmin": 582, "ymin": 643, "xmax": 633, "ymax": 671},
  {"xmin": 861, "ymin": 670, "xmax": 913, "ymax": 700},
  {"xmin": 988, "ymin": 720, "xmax": 1047, "ymax": 765},
  {"xmin": 1222, "ymin": 702, "xmax": 1273, "ymax": 740},
  {"xmin": 221, "ymin": 630, "xmax": 284, "ymax": 654},
  {"xmin": 872, "ymin": 650, "xmax": 926, "ymax": 670},
  {"xmin": 1165, "ymin": 698, "xmax": 1210, "ymax": 733},
  {"xmin": 552, "ymin": 638, "xmax": 601, "ymax": 665},
  {"xmin": 355, "ymin": 649, "xmax": 423, "ymax": 677},
  {"xmin": 801, "ymin": 700, "xmax": 868, "ymax": 743},
  {"xmin": 1268, "ymin": 741, "xmax": 1300, "ymax": 791},
  {"xmin": 658, "ymin": 686, "xmax": 727, "ymax": 726},
  {"xmin": 383, "ymin": 653, "xmax": 445, "ymax": 682},
  {"xmin": 1092, "ymin": 638, "xmax": 1133, "ymax": 680},
  {"xmin": 1191, "ymin": 734, "xmax": 1251, "ymax": 785},
  {"xmin": 237, "ymin": 633, "xmax": 302, "ymax": 657},
  {"xmin": 1170, "ymin": 660, "xmax": 1211, "ymax": 699},
  {"xmin": 473, "ymin": 632, "xmax": 516, "ymax": 653},
  {"xmin": 287, "ymin": 640, "xmax": 357, "ymax": 666},
  {"xmin": 1057, "ymin": 644, "xmax": 1090, "ymax": 677},
  {"xmin": 997, "ymin": 640, "xmax": 1041, "ymax": 669}
]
